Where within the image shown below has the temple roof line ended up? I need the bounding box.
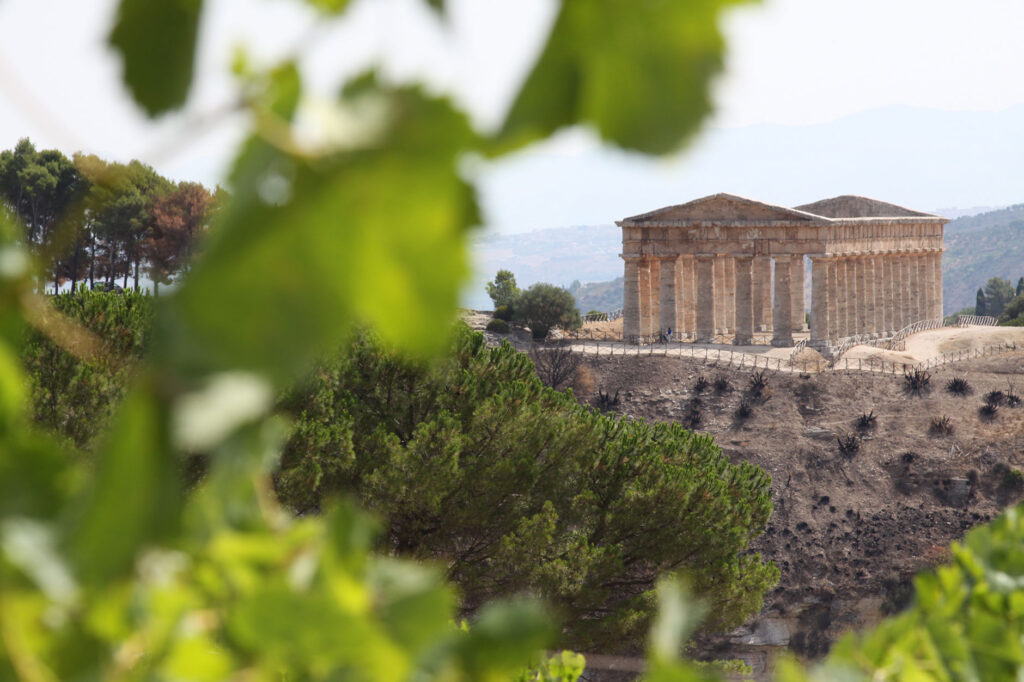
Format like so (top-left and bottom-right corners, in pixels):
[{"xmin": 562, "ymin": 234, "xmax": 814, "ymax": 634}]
[{"xmin": 618, "ymin": 193, "xmax": 944, "ymax": 226}]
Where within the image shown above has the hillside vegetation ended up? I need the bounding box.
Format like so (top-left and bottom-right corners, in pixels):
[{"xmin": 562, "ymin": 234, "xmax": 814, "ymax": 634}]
[
  {"xmin": 572, "ymin": 348, "xmax": 1024, "ymax": 670},
  {"xmin": 26, "ymin": 292, "xmax": 779, "ymax": 655},
  {"xmin": 944, "ymin": 205, "xmax": 1024, "ymax": 312}
]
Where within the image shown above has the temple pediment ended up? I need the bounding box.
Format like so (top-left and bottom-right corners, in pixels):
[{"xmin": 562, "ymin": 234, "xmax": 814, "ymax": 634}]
[
  {"xmin": 621, "ymin": 193, "xmax": 823, "ymax": 225},
  {"xmin": 795, "ymin": 195, "xmax": 935, "ymax": 219}
]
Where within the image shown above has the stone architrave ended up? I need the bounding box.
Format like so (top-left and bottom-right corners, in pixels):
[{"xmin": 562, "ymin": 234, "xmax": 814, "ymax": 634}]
[
  {"xmin": 695, "ymin": 256, "xmax": 717, "ymax": 343},
  {"xmin": 772, "ymin": 254, "xmax": 794, "ymax": 346},
  {"xmin": 622, "ymin": 257, "xmax": 642, "ymax": 340},
  {"xmin": 734, "ymin": 256, "xmax": 754, "ymax": 345},
  {"xmin": 790, "ymin": 256, "xmax": 806, "ymax": 332},
  {"xmin": 659, "ymin": 257, "xmax": 677, "ymax": 335}
]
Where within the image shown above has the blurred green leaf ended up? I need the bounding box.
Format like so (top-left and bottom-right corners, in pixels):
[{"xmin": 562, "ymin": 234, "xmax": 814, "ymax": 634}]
[
  {"xmin": 456, "ymin": 600, "xmax": 555, "ymax": 681},
  {"xmin": 109, "ymin": 0, "xmax": 204, "ymax": 116},
  {"xmin": 155, "ymin": 85, "xmax": 479, "ymax": 385},
  {"xmin": 0, "ymin": 340, "xmax": 25, "ymax": 426},
  {"xmin": 302, "ymin": 0, "xmax": 351, "ymax": 14},
  {"xmin": 0, "ymin": 431, "xmax": 71, "ymax": 521},
  {"xmin": 65, "ymin": 384, "xmax": 181, "ymax": 583},
  {"xmin": 499, "ymin": 0, "xmax": 752, "ymax": 154},
  {"xmin": 229, "ymin": 583, "xmax": 408, "ymax": 679},
  {"xmin": 370, "ymin": 558, "xmax": 455, "ymax": 658}
]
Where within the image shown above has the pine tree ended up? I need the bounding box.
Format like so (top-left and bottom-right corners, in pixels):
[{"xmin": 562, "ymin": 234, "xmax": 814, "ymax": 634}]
[{"xmin": 275, "ymin": 326, "xmax": 778, "ymax": 653}]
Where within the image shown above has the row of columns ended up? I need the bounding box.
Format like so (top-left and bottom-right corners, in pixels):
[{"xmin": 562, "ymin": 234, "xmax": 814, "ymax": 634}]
[
  {"xmin": 624, "ymin": 254, "xmax": 807, "ymax": 345},
  {"xmin": 623, "ymin": 249, "xmax": 943, "ymax": 347},
  {"xmin": 809, "ymin": 250, "xmax": 942, "ymax": 345}
]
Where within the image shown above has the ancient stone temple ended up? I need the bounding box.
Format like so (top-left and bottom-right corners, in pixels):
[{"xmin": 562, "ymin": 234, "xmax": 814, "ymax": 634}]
[{"xmin": 618, "ymin": 194, "xmax": 947, "ymax": 348}]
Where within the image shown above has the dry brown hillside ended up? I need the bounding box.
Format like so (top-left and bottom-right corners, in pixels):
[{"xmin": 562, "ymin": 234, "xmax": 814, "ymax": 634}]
[{"xmin": 570, "ymin": 346, "xmax": 1024, "ymax": 674}]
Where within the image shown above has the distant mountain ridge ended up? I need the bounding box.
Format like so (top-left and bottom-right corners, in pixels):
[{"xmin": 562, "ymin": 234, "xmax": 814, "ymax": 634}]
[{"xmin": 468, "ymin": 204, "xmax": 1024, "ymax": 315}]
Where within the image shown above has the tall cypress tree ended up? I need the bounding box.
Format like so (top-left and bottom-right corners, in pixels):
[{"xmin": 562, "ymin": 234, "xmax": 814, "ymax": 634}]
[
  {"xmin": 1017, "ymin": 277, "xmax": 1023, "ymax": 297},
  {"xmin": 976, "ymin": 288, "xmax": 987, "ymax": 316}
]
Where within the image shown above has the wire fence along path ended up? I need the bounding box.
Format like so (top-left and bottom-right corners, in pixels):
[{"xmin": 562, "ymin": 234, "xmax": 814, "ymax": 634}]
[{"xmin": 501, "ymin": 335, "xmax": 1021, "ymax": 377}]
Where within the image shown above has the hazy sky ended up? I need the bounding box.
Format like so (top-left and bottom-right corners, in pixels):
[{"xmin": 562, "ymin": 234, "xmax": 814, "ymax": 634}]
[{"xmin": 3, "ymin": 0, "xmax": 1024, "ymax": 231}]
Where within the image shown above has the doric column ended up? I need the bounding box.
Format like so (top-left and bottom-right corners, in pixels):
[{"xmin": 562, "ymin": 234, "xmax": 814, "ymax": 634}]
[
  {"xmin": 827, "ymin": 257, "xmax": 840, "ymax": 340},
  {"xmin": 772, "ymin": 254, "xmax": 794, "ymax": 347},
  {"xmin": 810, "ymin": 256, "xmax": 832, "ymax": 346},
  {"xmin": 648, "ymin": 258, "xmax": 661, "ymax": 337},
  {"xmin": 863, "ymin": 256, "xmax": 877, "ymax": 335},
  {"xmin": 872, "ymin": 255, "xmax": 886, "ymax": 334},
  {"xmin": 835, "ymin": 257, "xmax": 850, "ymax": 338},
  {"xmin": 681, "ymin": 255, "xmax": 697, "ymax": 337},
  {"xmin": 695, "ymin": 255, "xmax": 717, "ymax": 343},
  {"xmin": 724, "ymin": 256, "xmax": 736, "ymax": 333},
  {"xmin": 916, "ymin": 252, "xmax": 928, "ymax": 320},
  {"xmin": 884, "ymin": 255, "xmax": 898, "ymax": 332},
  {"xmin": 932, "ymin": 251, "xmax": 944, "ymax": 319},
  {"xmin": 892, "ymin": 254, "xmax": 905, "ymax": 329},
  {"xmin": 622, "ymin": 257, "xmax": 641, "ymax": 342},
  {"xmin": 714, "ymin": 257, "xmax": 726, "ymax": 335},
  {"xmin": 675, "ymin": 255, "xmax": 690, "ymax": 338},
  {"xmin": 901, "ymin": 253, "xmax": 914, "ymax": 327},
  {"xmin": 659, "ymin": 256, "xmax": 677, "ymax": 335},
  {"xmin": 853, "ymin": 256, "xmax": 867, "ymax": 335},
  {"xmin": 922, "ymin": 252, "xmax": 935, "ymax": 321},
  {"xmin": 790, "ymin": 255, "xmax": 806, "ymax": 332},
  {"xmin": 733, "ymin": 256, "xmax": 754, "ymax": 345},
  {"xmin": 752, "ymin": 256, "xmax": 770, "ymax": 331},
  {"xmin": 638, "ymin": 259, "xmax": 651, "ymax": 340}
]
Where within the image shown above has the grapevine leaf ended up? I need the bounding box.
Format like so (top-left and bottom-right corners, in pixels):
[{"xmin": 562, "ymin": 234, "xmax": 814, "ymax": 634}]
[
  {"xmin": 154, "ymin": 85, "xmax": 479, "ymax": 384},
  {"xmin": 65, "ymin": 384, "xmax": 181, "ymax": 583},
  {"xmin": 109, "ymin": 0, "xmax": 204, "ymax": 116},
  {"xmin": 455, "ymin": 600, "xmax": 554, "ymax": 680},
  {"xmin": 301, "ymin": 0, "xmax": 351, "ymax": 14},
  {"xmin": 499, "ymin": 0, "xmax": 753, "ymax": 154}
]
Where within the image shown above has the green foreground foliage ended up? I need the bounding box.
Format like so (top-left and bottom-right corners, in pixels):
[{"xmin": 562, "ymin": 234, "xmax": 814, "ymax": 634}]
[
  {"xmin": 22, "ymin": 293, "xmax": 777, "ymax": 656},
  {"xmin": 10, "ymin": 0, "xmax": 1024, "ymax": 680},
  {"xmin": 276, "ymin": 327, "xmax": 777, "ymax": 652}
]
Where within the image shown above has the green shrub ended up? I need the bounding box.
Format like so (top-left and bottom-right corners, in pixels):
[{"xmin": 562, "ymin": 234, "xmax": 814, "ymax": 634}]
[
  {"xmin": 493, "ymin": 304, "xmax": 514, "ymax": 321},
  {"xmin": 514, "ymin": 283, "xmax": 582, "ymax": 340},
  {"xmin": 486, "ymin": 318, "xmax": 510, "ymax": 333}
]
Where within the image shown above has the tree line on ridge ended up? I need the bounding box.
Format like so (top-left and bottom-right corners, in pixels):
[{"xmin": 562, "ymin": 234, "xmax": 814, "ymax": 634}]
[{"xmin": 0, "ymin": 138, "xmax": 221, "ymax": 293}]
